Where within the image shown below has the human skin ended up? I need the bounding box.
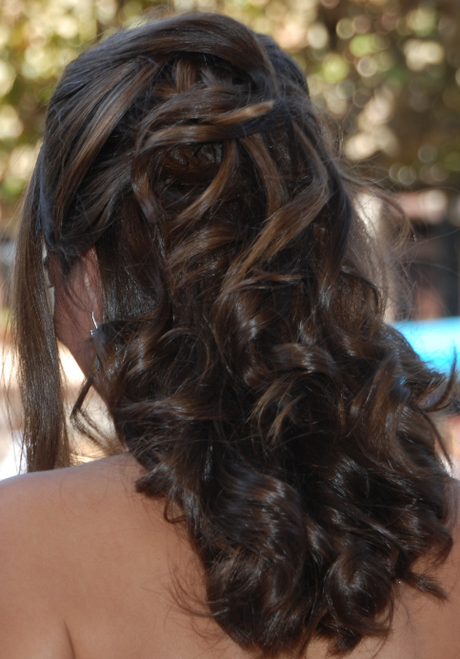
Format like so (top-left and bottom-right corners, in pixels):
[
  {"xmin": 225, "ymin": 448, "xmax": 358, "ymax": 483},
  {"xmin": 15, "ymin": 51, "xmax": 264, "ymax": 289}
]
[
  {"xmin": 49, "ymin": 249, "xmax": 102, "ymax": 374},
  {"xmin": 2, "ymin": 257, "xmax": 460, "ymax": 658},
  {"xmin": 0, "ymin": 453, "xmax": 460, "ymax": 658}
]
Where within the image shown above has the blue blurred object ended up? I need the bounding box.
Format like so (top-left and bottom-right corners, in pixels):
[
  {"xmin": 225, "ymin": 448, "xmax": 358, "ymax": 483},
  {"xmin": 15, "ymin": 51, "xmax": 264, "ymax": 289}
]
[{"xmin": 394, "ymin": 317, "xmax": 460, "ymax": 373}]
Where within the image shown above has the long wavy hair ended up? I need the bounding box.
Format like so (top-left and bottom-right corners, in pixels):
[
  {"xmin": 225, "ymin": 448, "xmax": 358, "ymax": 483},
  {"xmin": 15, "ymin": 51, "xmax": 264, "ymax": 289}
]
[{"xmin": 12, "ymin": 12, "xmax": 457, "ymax": 657}]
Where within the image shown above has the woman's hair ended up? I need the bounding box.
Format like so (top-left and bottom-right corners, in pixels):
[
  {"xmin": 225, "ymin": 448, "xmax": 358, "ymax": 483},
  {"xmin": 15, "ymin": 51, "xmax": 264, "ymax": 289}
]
[{"xmin": 12, "ymin": 12, "xmax": 457, "ymax": 657}]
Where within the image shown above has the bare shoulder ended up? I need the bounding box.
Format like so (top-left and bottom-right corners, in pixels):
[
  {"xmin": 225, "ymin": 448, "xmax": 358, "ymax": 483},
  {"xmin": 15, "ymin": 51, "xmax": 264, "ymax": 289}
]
[
  {"xmin": 0, "ymin": 453, "xmax": 146, "ymax": 539},
  {"xmin": 384, "ymin": 479, "xmax": 460, "ymax": 659},
  {"xmin": 0, "ymin": 453, "xmax": 171, "ymax": 564},
  {"xmin": 0, "ymin": 464, "xmax": 88, "ymax": 659},
  {"xmin": 0, "ymin": 454, "xmax": 173, "ymax": 659}
]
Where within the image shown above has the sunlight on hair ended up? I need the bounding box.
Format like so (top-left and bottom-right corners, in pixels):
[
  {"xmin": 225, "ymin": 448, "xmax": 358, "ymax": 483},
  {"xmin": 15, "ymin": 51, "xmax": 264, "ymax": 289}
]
[{"xmin": 354, "ymin": 192, "xmax": 382, "ymax": 238}]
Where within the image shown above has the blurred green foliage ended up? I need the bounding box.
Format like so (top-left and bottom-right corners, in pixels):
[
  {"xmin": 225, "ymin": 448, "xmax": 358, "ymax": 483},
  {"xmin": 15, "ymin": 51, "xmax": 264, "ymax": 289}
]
[{"xmin": 1, "ymin": 0, "xmax": 460, "ymax": 229}]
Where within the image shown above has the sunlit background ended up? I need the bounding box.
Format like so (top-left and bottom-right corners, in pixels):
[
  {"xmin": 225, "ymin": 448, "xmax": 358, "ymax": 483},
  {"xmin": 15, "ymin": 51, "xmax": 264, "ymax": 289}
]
[{"xmin": 2, "ymin": 0, "xmax": 460, "ymax": 477}]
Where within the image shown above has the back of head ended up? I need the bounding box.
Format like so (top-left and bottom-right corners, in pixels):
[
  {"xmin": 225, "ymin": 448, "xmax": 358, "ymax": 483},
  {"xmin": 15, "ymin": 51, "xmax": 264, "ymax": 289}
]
[{"xmin": 13, "ymin": 12, "xmax": 456, "ymax": 657}]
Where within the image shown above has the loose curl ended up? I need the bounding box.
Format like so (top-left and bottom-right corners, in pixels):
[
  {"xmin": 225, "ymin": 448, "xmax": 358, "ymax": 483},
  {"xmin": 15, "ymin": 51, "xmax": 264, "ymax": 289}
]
[{"xmin": 13, "ymin": 13, "xmax": 457, "ymax": 657}]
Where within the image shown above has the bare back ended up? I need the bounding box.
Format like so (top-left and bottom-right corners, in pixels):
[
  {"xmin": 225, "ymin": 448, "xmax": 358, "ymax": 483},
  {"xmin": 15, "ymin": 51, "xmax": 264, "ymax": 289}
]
[{"xmin": 1, "ymin": 455, "xmax": 459, "ymax": 659}]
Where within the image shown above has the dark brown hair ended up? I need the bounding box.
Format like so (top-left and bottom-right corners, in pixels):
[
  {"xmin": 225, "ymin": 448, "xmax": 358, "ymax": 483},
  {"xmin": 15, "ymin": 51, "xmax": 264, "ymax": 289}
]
[{"xmin": 13, "ymin": 12, "xmax": 457, "ymax": 657}]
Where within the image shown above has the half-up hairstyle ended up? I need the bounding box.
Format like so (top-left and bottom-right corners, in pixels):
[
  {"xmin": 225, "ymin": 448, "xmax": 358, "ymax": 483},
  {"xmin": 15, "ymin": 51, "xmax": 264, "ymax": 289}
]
[{"xmin": 12, "ymin": 12, "xmax": 457, "ymax": 657}]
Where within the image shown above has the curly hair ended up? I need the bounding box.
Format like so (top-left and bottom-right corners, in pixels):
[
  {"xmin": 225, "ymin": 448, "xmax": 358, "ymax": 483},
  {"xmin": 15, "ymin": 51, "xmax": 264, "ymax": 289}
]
[{"xmin": 13, "ymin": 12, "xmax": 456, "ymax": 657}]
